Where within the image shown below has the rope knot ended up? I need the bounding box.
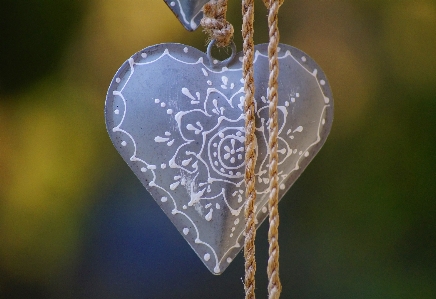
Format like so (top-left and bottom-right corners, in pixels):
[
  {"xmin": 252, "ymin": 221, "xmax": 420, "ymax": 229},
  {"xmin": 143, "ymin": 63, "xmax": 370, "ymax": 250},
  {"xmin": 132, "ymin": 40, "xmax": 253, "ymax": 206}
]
[{"xmin": 201, "ymin": 0, "xmax": 234, "ymax": 47}]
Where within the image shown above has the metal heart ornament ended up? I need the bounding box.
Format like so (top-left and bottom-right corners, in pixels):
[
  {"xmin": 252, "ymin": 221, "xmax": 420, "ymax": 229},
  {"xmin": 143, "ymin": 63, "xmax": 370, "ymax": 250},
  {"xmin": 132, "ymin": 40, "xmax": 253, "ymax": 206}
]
[
  {"xmin": 105, "ymin": 42, "xmax": 333, "ymax": 274},
  {"xmin": 163, "ymin": 0, "xmax": 209, "ymax": 31}
]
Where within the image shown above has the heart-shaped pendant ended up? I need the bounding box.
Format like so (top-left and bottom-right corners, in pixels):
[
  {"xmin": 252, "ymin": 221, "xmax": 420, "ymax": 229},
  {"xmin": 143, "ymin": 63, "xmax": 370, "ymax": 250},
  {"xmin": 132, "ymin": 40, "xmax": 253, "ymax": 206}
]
[
  {"xmin": 105, "ymin": 42, "xmax": 333, "ymax": 274},
  {"xmin": 163, "ymin": 0, "xmax": 209, "ymax": 31}
]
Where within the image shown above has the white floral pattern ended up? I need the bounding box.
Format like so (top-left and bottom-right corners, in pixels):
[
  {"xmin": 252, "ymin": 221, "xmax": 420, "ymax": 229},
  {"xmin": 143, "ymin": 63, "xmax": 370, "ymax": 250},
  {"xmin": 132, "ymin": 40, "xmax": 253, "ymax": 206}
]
[{"xmin": 105, "ymin": 43, "xmax": 333, "ymax": 274}]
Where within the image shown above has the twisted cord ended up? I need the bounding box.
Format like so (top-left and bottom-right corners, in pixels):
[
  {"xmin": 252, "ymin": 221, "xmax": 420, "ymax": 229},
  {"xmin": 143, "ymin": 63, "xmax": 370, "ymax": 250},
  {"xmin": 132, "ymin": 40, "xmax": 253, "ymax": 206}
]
[
  {"xmin": 201, "ymin": 0, "xmax": 234, "ymax": 47},
  {"xmin": 242, "ymin": 0, "xmax": 257, "ymax": 298},
  {"xmin": 264, "ymin": 0, "xmax": 283, "ymax": 298}
]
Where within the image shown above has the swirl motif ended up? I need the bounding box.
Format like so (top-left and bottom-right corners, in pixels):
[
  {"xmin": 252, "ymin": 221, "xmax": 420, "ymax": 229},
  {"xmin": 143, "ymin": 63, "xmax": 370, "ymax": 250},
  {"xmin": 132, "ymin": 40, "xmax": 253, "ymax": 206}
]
[{"xmin": 105, "ymin": 43, "xmax": 333, "ymax": 275}]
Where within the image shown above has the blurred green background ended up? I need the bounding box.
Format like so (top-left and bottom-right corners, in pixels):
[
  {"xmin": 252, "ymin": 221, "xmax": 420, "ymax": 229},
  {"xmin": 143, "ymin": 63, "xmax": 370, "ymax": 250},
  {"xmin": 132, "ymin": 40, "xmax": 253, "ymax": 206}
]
[{"xmin": 0, "ymin": 0, "xmax": 435, "ymax": 298}]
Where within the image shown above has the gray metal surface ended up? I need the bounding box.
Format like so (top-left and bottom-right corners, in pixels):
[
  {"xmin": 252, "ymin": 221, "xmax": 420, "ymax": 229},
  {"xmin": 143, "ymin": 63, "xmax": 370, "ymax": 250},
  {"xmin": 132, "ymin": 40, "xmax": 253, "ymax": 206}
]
[
  {"xmin": 105, "ymin": 42, "xmax": 333, "ymax": 274},
  {"xmin": 163, "ymin": 0, "xmax": 209, "ymax": 31}
]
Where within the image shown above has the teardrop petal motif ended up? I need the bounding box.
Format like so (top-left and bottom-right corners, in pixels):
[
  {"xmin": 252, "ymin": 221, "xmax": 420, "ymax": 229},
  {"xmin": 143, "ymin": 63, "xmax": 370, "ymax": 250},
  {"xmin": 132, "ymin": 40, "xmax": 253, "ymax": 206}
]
[{"xmin": 105, "ymin": 43, "xmax": 333, "ymax": 274}]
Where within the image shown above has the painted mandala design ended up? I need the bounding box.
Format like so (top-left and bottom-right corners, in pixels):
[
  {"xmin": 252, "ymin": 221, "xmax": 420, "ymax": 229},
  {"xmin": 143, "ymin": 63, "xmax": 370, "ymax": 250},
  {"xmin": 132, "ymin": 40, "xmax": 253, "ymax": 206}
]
[{"xmin": 105, "ymin": 43, "xmax": 333, "ymax": 274}]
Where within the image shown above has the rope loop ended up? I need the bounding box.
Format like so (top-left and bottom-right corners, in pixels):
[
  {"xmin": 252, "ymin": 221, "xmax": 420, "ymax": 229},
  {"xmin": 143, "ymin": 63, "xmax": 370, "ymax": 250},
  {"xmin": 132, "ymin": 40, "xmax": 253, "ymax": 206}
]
[
  {"xmin": 206, "ymin": 39, "xmax": 237, "ymax": 68},
  {"xmin": 201, "ymin": 0, "xmax": 234, "ymax": 47}
]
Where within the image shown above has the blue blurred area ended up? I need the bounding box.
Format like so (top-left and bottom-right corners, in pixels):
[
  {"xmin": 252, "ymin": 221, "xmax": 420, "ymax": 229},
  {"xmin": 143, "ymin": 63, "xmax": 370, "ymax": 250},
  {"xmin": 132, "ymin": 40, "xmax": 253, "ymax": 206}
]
[
  {"xmin": 70, "ymin": 162, "xmax": 316, "ymax": 298},
  {"xmin": 73, "ymin": 165, "xmax": 247, "ymax": 299}
]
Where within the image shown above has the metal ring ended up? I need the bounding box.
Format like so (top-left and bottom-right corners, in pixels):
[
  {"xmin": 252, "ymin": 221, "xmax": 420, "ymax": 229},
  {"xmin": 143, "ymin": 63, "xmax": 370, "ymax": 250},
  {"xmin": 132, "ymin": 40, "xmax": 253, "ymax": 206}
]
[{"xmin": 206, "ymin": 40, "xmax": 237, "ymax": 68}]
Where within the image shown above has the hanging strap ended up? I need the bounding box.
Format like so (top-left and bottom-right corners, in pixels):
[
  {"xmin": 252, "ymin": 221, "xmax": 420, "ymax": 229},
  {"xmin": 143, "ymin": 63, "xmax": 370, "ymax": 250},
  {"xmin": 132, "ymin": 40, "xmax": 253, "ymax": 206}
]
[
  {"xmin": 201, "ymin": 7, "xmax": 257, "ymax": 298},
  {"xmin": 263, "ymin": 0, "xmax": 284, "ymax": 298},
  {"xmin": 241, "ymin": 0, "xmax": 257, "ymax": 298},
  {"xmin": 201, "ymin": 5, "xmax": 257, "ymax": 298},
  {"xmin": 202, "ymin": 1, "xmax": 283, "ymax": 298}
]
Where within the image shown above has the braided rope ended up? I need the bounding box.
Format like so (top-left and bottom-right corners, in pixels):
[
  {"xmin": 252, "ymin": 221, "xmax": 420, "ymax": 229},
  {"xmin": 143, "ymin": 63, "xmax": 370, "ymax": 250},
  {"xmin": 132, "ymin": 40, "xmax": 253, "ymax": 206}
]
[
  {"xmin": 242, "ymin": 0, "xmax": 257, "ymax": 298},
  {"xmin": 264, "ymin": 0, "xmax": 283, "ymax": 298},
  {"xmin": 201, "ymin": 2, "xmax": 283, "ymax": 298},
  {"xmin": 201, "ymin": 0, "xmax": 234, "ymax": 47}
]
